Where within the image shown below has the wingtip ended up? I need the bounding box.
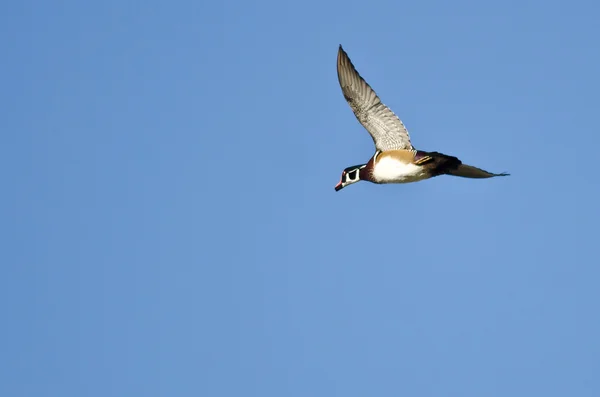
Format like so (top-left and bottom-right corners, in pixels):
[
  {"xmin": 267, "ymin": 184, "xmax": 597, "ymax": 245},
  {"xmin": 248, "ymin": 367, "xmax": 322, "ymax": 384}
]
[
  {"xmin": 337, "ymin": 45, "xmax": 345, "ymax": 67},
  {"xmin": 337, "ymin": 45, "xmax": 349, "ymax": 65}
]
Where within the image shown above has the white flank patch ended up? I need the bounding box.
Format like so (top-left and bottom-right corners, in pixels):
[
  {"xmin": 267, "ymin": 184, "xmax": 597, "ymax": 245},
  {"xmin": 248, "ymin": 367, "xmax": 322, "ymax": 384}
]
[{"xmin": 372, "ymin": 156, "xmax": 430, "ymax": 183}]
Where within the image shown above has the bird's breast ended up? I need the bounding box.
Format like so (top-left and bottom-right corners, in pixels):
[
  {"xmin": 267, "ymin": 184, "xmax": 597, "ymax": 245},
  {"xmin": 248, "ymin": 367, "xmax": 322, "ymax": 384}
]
[{"xmin": 372, "ymin": 156, "xmax": 430, "ymax": 183}]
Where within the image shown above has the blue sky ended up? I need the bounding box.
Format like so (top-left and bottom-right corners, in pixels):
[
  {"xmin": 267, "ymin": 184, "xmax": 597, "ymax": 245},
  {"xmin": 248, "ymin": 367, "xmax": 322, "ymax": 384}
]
[{"xmin": 2, "ymin": 0, "xmax": 600, "ymax": 396}]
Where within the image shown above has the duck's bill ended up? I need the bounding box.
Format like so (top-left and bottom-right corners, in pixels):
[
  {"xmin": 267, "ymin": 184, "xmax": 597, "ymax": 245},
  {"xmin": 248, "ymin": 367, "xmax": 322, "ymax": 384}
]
[{"xmin": 334, "ymin": 181, "xmax": 343, "ymax": 191}]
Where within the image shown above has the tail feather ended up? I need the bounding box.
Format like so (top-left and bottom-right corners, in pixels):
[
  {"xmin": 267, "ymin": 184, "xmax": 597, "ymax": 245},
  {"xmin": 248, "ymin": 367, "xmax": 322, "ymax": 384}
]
[{"xmin": 447, "ymin": 164, "xmax": 509, "ymax": 179}]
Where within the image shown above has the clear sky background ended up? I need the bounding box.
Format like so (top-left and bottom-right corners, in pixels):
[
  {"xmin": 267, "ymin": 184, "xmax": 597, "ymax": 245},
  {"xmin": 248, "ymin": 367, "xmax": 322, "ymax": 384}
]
[{"xmin": 2, "ymin": 0, "xmax": 600, "ymax": 396}]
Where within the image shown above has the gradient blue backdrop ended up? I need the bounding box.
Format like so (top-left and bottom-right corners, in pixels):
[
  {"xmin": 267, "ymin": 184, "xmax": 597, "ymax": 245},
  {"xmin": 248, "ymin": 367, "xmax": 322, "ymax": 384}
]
[{"xmin": 3, "ymin": 0, "xmax": 600, "ymax": 396}]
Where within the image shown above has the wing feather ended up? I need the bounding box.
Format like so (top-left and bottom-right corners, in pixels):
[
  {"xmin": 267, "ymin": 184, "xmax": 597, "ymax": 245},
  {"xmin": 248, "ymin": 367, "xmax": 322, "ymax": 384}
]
[
  {"xmin": 447, "ymin": 164, "xmax": 510, "ymax": 178},
  {"xmin": 337, "ymin": 45, "xmax": 413, "ymax": 151}
]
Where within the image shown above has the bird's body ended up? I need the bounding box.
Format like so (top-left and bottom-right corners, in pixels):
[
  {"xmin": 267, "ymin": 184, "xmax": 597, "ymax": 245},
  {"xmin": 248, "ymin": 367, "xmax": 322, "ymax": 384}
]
[
  {"xmin": 371, "ymin": 151, "xmax": 429, "ymax": 184},
  {"xmin": 334, "ymin": 45, "xmax": 508, "ymax": 191}
]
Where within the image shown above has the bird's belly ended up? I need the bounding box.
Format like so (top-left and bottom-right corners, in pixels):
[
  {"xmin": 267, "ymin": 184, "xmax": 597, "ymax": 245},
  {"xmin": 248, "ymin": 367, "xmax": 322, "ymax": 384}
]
[{"xmin": 372, "ymin": 158, "xmax": 430, "ymax": 183}]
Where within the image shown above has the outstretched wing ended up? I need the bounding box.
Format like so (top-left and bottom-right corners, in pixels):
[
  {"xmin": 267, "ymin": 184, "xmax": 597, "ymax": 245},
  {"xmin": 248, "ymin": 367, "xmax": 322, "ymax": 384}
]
[
  {"xmin": 337, "ymin": 45, "xmax": 413, "ymax": 152},
  {"xmin": 447, "ymin": 164, "xmax": 510, "ymax": 178}
]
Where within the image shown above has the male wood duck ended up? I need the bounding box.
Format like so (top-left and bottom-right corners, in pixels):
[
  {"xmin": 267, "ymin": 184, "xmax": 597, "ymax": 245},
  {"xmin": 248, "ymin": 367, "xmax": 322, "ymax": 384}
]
[{"xmin": 335, "ymin": 45, "xmax": 509, "ymax": 191}]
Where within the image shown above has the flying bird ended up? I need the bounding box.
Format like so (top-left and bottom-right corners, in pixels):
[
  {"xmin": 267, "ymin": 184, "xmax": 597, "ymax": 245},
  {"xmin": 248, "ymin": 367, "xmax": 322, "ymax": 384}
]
[{"xmin": 335, "ymin": 45, "xmax": 508, "ymax": 191}]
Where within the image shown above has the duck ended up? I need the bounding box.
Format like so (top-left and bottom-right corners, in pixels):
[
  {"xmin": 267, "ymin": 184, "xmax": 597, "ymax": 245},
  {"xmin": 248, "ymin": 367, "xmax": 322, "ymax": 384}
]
[{"xmin": 335, "ymin": 45, "xmax": 509, "ymax": 192}]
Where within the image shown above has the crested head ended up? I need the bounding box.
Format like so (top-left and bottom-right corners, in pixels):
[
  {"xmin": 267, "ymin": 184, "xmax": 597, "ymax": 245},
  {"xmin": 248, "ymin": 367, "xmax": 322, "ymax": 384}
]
[{"xmin": 334, "ymin": 164, "xmax": 367, "ymax": 191}]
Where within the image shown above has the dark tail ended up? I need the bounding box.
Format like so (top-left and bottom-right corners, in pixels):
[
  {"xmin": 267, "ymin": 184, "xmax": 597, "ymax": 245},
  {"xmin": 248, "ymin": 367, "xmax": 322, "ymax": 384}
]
[
  {"xmin": 423, "ymin": 152, "xmax": 462, "ymax": 177},
  {"xmin": 422, "ymin": 151, "xmax": 509, "ymax": 179}
]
